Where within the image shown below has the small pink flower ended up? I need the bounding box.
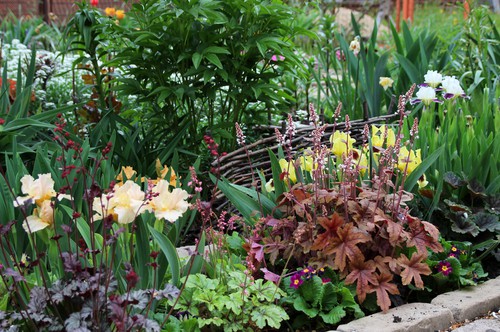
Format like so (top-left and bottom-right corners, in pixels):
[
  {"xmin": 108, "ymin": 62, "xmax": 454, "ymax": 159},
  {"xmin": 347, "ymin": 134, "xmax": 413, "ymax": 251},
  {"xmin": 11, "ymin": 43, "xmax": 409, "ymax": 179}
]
[
  {"xmin": 90, "ymin": 0, "xmax": 98, "ymax": 6},
  {"xmin": 336, "ymin": 49, "xmax": 345, "ymax": 61},
  {"xmin": 0, "ymin": 118, "xmax": 5, "ymax": 125},
  {"xmin": 271, "ymin": 55, "xmax": 285, "ymax": 62}
]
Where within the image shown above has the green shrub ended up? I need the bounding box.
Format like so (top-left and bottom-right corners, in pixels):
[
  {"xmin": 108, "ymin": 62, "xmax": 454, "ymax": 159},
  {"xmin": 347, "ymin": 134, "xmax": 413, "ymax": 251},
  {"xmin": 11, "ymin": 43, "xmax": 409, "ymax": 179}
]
[{"xmin": 110, "ymin": 0, "xmax": 303, "ymax": 156}]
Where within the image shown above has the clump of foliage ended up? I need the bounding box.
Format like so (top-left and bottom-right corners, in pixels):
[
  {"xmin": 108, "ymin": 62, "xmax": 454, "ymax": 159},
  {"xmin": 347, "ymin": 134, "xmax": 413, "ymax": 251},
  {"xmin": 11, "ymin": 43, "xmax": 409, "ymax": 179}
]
[
  {"xmin": 0, "ymin": 111, "xmax": 201, "ymax": 330},
  {"xmin": 282, "ymin": 266, "xmax": 364, "ymax": 330},
  {"xmin": 109, "ymin": 0, "xmax": 304, "ymax": 155},
  {"xmin": 0, "ymin": 247, "xmax": 179, "ymax": 331},
  {"xmin": 170, "ymin": 267, "xmax": 289, "ymax": 331},
  {"xmin": 219, "ymin": 88, "xmax": 444, "ymax": 315}
]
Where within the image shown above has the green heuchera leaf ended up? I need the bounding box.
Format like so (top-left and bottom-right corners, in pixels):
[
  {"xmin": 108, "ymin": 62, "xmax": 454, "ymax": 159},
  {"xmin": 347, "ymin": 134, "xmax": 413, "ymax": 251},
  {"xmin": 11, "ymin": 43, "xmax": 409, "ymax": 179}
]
[
  {"xmin": 251, "ymin": 305, "xmax": 289, "ymax": 329},
  {"xmin": 194, "ymin": 289, "xmax": 219, "ymax": 311},
  {"xmin": 199, "ymin": 317, "xmax": 224, "ymax": 328},
  {"xmin": 226, "ymin": 293, "xmax": 244, "ymax": 315},
  {"xmin": 249, "ymin": 278, "xmax": 284, "ymax": 302},
  {"xmin": 227, "ymin": 271, "xmax": 247, "ymax": 290},
  {"xmin": 184, "ymin": 273, "xmax": 219, "ymax": 290}
]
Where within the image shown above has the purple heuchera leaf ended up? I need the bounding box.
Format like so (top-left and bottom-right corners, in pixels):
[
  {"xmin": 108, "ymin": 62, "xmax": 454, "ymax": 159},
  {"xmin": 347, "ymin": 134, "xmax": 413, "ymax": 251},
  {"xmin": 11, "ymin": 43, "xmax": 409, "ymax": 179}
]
[
  {"xmin": 3, "ymin": 268, "xmax": 26, "ymax": 282},
  {"xmin": 154, "ymin": 283, "xmax": 180, "ymax": 301}
]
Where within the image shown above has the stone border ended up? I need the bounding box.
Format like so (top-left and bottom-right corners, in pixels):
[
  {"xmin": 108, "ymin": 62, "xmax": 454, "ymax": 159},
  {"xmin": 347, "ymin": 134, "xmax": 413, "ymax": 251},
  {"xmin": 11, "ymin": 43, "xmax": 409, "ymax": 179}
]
[{"xmin": 329, "ymin": 276, "xmax": 500, "ymax": 332}]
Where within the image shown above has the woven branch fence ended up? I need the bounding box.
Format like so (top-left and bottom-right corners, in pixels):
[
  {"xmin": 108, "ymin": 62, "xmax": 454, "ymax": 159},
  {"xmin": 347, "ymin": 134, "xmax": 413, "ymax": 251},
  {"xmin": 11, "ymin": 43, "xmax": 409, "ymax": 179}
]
[{"xmin": 211, "ymin": 112, "xmax": 401, "ymax": 210}]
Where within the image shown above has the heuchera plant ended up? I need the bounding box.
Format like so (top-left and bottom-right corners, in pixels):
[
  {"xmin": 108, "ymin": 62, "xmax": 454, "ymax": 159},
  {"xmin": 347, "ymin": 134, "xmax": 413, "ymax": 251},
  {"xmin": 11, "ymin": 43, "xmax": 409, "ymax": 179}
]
[{"xmin": 233, "ymin": 87, "xmax": 443, "ymax": 313}]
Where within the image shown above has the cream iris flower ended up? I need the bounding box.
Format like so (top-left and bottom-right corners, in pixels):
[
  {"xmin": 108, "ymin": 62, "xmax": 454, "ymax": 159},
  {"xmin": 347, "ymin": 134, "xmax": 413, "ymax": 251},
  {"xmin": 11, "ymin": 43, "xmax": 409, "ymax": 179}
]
[
  {"xmin": 441, "ymin": 76, "xmax": 466, "ymax": 99},
  {"xmin": 330, "ymin": 131, "xmax": 356, "ymax": 158},
  {"xmin": 23, "ymin": 200, "xmax": 54, "ymax": 233},
  {"xmin": 150, "ymin": 180, "xmax": 190, "ymax": 222},
  {"xmin": 14, "ymin": 174, "xmax": 57, "ymax": 207},
  {"xmin": 415, "ymin": 86, "xmax": 438, "ymax": 106},
  {"xmin": 93, "ymin": 180, "xmax": 146, "ymax": 224}
]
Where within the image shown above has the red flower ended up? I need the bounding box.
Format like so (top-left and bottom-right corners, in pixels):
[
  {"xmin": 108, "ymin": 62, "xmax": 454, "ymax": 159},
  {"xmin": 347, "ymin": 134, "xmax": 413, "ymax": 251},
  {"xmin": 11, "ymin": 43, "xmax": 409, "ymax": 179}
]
[
  {"xmin": 0, "ymin": 118, "xmax": 4, "ymax": 125},
  {"xmin": 125, "ymin": 269, "xmax": 139, "ymax": 288},
  {"xmin": 90, "ymin": 0, "xmax": 98, "ymax": 6}
]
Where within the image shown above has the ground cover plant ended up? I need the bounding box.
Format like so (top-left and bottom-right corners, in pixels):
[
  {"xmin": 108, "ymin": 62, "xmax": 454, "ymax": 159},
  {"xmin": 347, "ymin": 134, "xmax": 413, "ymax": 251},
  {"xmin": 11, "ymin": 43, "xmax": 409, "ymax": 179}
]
[{"xmin": 0, "ymin": 0, "xmax": 499, "ymax": 330}]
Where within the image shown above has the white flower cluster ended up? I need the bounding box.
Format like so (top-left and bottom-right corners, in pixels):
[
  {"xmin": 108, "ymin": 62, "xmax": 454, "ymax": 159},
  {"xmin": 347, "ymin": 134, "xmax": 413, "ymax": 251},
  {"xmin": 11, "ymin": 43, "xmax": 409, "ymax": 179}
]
[
  {"xmin": 412, "ymin": 70, "xmax": 468, "ymax": 106},
  {"xmin": 1, "ymin": 39, "xmax": 82, "ymax": 108}
]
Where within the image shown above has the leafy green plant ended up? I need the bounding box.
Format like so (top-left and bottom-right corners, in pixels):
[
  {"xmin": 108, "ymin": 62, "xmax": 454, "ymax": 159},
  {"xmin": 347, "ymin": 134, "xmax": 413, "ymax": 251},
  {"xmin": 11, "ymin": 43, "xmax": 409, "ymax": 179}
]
[
  {"xmin": 0, "ymin": 112, "xmax": 202, "ymax": 329},
  {"xmin": 110, "ymin": 0, "xmax": 303, "ymax": 157},
  {"xmin": 219, "ymin": 93, "xmax": 444, "ymax": 313},
  {"xmin": 421, "ymin": 239, "xmax": 490, "ymax": 296},
  {"xmin": 170, "ymin": 266, "xmax": 289, "ymax": 331},
  {"xmin": 390, "ymin": 21, "xmax": 446, "ymax": 97},
  {"xmin": 282, "ymin": 267, "xmax": 364, "ymax": 330},
  {"xmin": 0, "ymin": 48, "xmax": 63, "ymax": 166},
  {"xmin": 447, "ymin": 4, "xmax": 500, "ymax": 103}
]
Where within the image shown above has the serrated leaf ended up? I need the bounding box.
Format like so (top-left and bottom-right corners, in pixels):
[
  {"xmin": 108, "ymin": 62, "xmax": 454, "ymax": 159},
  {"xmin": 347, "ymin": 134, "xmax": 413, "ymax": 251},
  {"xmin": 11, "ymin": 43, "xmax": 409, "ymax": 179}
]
[
  {"xmin": 293, "ymin": 296, "xmax": 319, "ymax": 318},
  {"xmin": 472, "ymin": 212, "xmax": 500, "ymax": 232},
  {"xmin": 251, "ymin": 305, "xmax": 289, "ymax": 329},
  {"xmin": 443, "ymin": 172, "xmax": 465, "ymax": 188},
  {"xmin": 319, "ymin": 305, "xmax": 346, "ymax": 324}
]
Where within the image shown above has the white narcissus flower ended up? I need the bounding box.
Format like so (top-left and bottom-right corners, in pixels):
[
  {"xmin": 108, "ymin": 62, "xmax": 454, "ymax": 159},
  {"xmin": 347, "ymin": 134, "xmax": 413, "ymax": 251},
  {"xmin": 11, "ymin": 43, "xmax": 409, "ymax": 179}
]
[
  {"xmin": 424, "ymin": 70, "xmax": 443, "ymax": 88},
  {"xmin": 379, "ymin": 77, "xmax": 394, "ymax": 91},
  {"xmin": 418, "ymin": 174, "xmax": 429, "ymax": 189},
  {"xmin": 150, "ymin": 180, "xmax": 190, "ymax": 222},
  {"xmin": 23, "ymin": 200, "xmax": 54, "ymax": 233},
  {"xmin": 441, "ymin": 76, "xmax": 466, "ymax": 99},
  {"xmin": 265, "ymin": 178, "xmax": 275, "ymax": 193},
  {"xmin": 14, "ymin": 174, "xmax": 57, "ymax": 207},
  {"xmin": 93, "ymin": 180, "xmax": 147, "ymax": 224},
  {"xmin": 349, "ymin": 36, "xmax": 361, "ymax": 56}
]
